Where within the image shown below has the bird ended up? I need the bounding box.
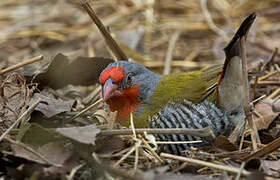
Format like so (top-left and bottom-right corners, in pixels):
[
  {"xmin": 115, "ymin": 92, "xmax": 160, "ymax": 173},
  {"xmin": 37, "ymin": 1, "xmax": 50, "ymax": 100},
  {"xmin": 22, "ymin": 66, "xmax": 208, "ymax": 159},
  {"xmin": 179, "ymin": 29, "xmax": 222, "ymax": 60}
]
[{"xmin": 99, "ymin": 13, "xmax": 256, "ymax": 154}]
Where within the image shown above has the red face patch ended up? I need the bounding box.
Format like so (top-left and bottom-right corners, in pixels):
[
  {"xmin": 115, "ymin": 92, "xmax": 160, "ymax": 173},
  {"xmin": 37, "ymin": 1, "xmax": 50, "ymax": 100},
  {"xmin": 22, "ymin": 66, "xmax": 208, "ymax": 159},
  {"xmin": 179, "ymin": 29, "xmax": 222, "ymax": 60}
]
[
  {"xmin": 99, "ymin": 66, "xmax": 125, "ymax": 85},
  {"xmin": 106, "ymin": 84, "xmax": 141, "ymax": 122}
]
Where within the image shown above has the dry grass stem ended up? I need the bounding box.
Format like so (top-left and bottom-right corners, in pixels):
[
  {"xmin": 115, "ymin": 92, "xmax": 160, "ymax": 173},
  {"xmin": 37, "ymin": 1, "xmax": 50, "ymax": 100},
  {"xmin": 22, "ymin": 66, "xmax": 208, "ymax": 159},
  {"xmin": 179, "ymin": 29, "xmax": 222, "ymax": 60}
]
[
  {"xmin": 161, "ymin": 153, "xmax": 250, "ymax": 176},
  {"xmin": 0, "ymin": 55, "xmax": 43, "ymax": 75},
  {"xmin": 0, "ymin": 98, "xmax": 41, "ymax": 142},
  {"xmin": 234, "ymin": 162, "xmax": 245, "ymax": 180},
  {"xmin": 71, "ymin": 98, "xmax": 103, "ymax": 121},
  {"xmin": 113, "ymin": 139, "xmax": 142, "ymax": 168},
  {"xmin": 99, "ymin": 127, "xmax": 215, "ymax": 139},
  {"xmin": 240, "ymin": 36, "xmax": 260, "ymax": 150},
  {"xmin": 200, "ymin": 0, "xmax": 227, "ymax": 39},
  {"xmin": 163, "ymin": 30, "xmax": 181, "ymax": 75},
  {"xmin": 240, "ymin": 136, "xmax": 280, "ymax": 161},
  {"xmin": 138, "ymin": 134, "xmax": 163, "ymax": 163},
  {"xmin": 80, "ymin": 2, "xmax": 128, "ymax": 61},
  {"xmin": 156, "ymin": 140, "xmax": 202, "ymax": 144}
]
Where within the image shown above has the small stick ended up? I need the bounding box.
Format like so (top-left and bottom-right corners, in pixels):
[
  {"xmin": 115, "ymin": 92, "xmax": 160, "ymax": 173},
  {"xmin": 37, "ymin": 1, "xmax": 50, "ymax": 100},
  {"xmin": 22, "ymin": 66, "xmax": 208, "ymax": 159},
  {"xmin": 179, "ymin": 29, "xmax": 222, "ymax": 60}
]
[
  {"xmin": 163, "ymin": 31, "xmax": 181, "ymax": 75},
  {"xmin": 71, "ymin": 98, "xmax": 103, "ymax": 120},
  {"xmin": 138, "ymin": 134, "xmax": 163, "ymax": 163},
  {"xmin": 256, "ymin": 81, "xmax": 280, "ymax": 86},
  {"xmin": 161, "ymin": 153, "xmax": 250, "ymax": 176},
  {"xmin": 0, "ymin": 55, "xmax": 43, "ymax": 75},
  {"xmin": 113, "ymin": 140, "xmax": 141, "ymax": 168},
  {"xmin": 0, "ymin": 99, "xmax": 41, "ymax": 142},
  {"xmin": 240, "ymin": 36, "xmax": 260, "ymax": 150},
  {"xmin": 268, "ymin": 87, "xmax": 280, "ymax": 99},
  {"xmin": 262, "ymin": 47, "xmax": 278, "ymax": 69},
  {"xmin": 252, "ymin": 61, "xmax": 263, "ymax": 99},
  {"xmin": 235, "ymin": 162, "xmax": 245, "ymax": 180},
  {"xmin": 200, "ymin": 0, "xmax": 228, "ymax": 39},
  {"xmin": 156, "ymin": 140, "xmax": 202, "ymax": 144},
  {"xmin": 98, "ymin": 127, "xmax": 215, "ymax": 139},
  {"xmin": 80, "ymin": 2, "xmax": 128, "ymax": 61},
  {"xmin": 258, "ymin": 71, "xmax": 279, "ymax": 81},
  {"xmin": 240, "ymin": 136, "xmax": 280, "ymax": 162},
  {"xmin": 5, "ymin": 136, "xmax": 62, "ymax": 167}
]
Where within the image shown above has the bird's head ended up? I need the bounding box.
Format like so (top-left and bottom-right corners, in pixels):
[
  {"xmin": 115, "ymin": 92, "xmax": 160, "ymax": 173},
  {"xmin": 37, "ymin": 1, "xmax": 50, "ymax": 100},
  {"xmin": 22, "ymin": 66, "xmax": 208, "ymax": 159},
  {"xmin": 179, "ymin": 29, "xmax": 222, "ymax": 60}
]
[{"xmin": 99, "ymin": 61, "xmax": 161, "ymax": 122}]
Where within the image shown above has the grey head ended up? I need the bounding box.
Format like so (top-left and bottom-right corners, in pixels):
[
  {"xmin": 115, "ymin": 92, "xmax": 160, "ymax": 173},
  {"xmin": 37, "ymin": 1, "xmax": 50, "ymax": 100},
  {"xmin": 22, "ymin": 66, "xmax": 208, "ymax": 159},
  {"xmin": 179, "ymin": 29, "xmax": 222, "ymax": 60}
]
[{"xmin": 100, "ymin": 61, "xmax": 161, "ymax": 102}]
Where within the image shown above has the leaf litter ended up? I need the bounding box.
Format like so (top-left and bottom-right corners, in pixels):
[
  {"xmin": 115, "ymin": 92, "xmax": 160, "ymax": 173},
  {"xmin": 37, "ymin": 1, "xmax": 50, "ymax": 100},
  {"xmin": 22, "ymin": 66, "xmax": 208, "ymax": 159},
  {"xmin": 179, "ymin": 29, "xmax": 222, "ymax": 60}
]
[{"xmin": 1, "ymin": 0, "xmax": 280, "ymax": 180}]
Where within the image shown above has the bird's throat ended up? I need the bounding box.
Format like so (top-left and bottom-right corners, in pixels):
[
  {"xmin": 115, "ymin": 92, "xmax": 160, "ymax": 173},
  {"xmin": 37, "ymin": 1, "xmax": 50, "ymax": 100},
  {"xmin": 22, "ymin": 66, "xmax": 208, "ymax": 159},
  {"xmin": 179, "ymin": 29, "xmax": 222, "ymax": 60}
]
[{"xmin": 106, "ymin": 85, "xmax": 141, "ymax": 122}]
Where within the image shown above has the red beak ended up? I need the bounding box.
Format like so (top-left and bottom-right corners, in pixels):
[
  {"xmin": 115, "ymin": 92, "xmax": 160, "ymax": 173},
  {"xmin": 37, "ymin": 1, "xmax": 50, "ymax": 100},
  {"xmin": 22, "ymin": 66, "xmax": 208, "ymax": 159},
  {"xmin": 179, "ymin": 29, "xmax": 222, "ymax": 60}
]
[{"xmin": 102, "ymin": 78, "xmax": 119, "ymax": 101}]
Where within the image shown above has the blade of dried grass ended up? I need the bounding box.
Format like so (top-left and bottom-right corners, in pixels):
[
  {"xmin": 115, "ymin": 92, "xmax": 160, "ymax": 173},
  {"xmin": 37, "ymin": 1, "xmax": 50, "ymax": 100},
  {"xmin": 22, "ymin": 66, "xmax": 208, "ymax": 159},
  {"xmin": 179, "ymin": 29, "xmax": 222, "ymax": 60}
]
[
  {"xmin": 0, "ymin": 98, "xmax": 41, "ymax": 142},
  {"xmin": 0, "ymin": 55, "xmax": 43, "ymax": 75},
  {"xmin": 99, "ymin": 127, "xmax": 215, "ymax": 140},
  {"xmin": 80, "ymin": 1, "xmax": 128, "ymax": 61},
  {"xmin": 161, "ymin": 153, "xmax": 251, "ymax": 176},
  {"xmin": 240, "ymin": 36, "xmax": 261, "ymax": 150},
  {"xmin": 163, "ymin": 30, "xmax": 181, "ymax": 75},
  {"xmin": 240, "ymin": 136, "xmax": 280, "ymax": 161},
  {"xmin": 71, "ymin": 98, "xmax": 103, "ymax": 121}
]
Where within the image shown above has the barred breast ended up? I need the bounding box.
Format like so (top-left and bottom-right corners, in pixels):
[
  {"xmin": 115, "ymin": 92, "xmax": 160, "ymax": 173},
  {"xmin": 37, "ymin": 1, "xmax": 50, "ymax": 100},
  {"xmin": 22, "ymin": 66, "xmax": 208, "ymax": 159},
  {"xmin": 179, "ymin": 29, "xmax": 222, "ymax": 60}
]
[{"xmin": 149, "ymin": 100, "xmax": 244, "ymax": 155}]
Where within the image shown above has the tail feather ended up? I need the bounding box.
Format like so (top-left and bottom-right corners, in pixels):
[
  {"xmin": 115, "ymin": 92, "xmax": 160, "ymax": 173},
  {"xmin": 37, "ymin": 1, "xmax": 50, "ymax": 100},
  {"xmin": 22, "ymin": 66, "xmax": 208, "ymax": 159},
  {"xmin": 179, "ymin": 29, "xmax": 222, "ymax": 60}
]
[
  {"xmin": 218, "ymin": 13, "xmax": 256, "ymax": 112},
  {"xmin": 224, "ymin": 13, "xmax": 257, "ymax": 61}
]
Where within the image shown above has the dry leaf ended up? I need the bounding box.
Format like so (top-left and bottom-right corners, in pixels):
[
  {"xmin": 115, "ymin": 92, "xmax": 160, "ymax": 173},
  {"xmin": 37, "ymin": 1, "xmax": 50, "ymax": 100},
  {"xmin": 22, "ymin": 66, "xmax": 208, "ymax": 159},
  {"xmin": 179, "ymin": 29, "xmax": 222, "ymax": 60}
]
[
  {"xmin": 33, "ymin": 93, "xmax": 74, "ymax": 118},
  {"xmin": 26, "ymin": 53, "xmax": 114, "ymax": 89},
  {"xmin": 55, "ymin": 124, "xmax": 100, "ymax": 145},
  {"xmin": 253, "ymin": 98, "xmax": 279, "ymax": 131}
]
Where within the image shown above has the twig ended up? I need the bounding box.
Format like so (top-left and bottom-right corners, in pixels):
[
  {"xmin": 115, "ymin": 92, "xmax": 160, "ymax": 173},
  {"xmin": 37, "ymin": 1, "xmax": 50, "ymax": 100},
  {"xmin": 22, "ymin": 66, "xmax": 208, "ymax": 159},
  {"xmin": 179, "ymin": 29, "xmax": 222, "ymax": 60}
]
[
  {"xmin": 200, "ymin": 0, "xmax": 228, "ymax": 39},
  {"xmin": 98, "ymin": 127, "xmax": 215, "ymax": 140},
  {"xmin": 262, "ymin": 47, "xmax": 278, "ymax": 69},
  {"xmin": 138, "ymin": 134, "xmax": 163, "ymax": 163},
  {"xmin": 240, "ymin": 36, "xmax": 260, "ymax": 150},
  {"xmin": 252, "ymin": 61, "xmax": 263, "ymax": 99},
  {"xmin": 256, "ymin": 81, "xmax": 280, "ymax": 85},
  {"xmin": 92, "ymin": 153, "xmax": 114, "ymax": 180},
  {"xmin": 0, "ymin": 98, "xmax": 41, "ymax": 142},
  {"xmin": 0, "ymin": 55, "xmax": 43, "ymax": 75},
  {"xmin": 235, "ymin": 162, "xmax": 245, "ymax": 180},
  {"xmin": 5, "ymin": 136, "xmax": 62, "ymax": 167},
  {"xmin": 71, "ymin": 98, "xmax": 103, "ymax": 121},
  {"xmin": 240, "ymin": 136, "xmax": 280, "ymax": 162},
  {"xmin": 268, "ymin": 87, "xmax": 280, "ymax": 99},
  {"xmin": 161, "ymin": 153, "xmax": 250, "ymax": 176},
  {"xmin": 163, "ymin": 31, "xmax": 181, "ymax": 75},
  {"xmin": 258, "ymin": 70, "xmax": 279, "ymax": 81},
  {"xmin": 113, "ymin": 139, "xmax": 141, "ymax": 168},
  {"xmin": 156, "ymin": 140, "xmax": 202, "ymax": 144},
  {"xmin": 80, "ymin": 1, "xmax": 128, "ymax": 61},
  {"xmin": 130, "ymin": 113, "xmax": 136, "ymax": 138},
  {"xmin": 92, "ymin": 153, "xmax": 142, "ymax": 180}
]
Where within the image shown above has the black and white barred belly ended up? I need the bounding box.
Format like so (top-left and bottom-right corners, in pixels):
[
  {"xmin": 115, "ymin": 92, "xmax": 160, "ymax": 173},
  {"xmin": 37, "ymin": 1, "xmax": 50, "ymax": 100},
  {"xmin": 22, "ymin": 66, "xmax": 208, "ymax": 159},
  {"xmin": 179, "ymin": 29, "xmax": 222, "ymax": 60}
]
[{"xmin": 148, "ymin": 99, "xmax": 243, "ymax": 155}]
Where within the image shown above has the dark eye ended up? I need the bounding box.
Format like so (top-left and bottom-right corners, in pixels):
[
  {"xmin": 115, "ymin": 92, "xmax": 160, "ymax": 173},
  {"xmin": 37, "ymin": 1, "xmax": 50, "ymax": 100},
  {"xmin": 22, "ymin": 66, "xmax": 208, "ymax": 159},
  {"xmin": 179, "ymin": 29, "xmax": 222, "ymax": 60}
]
[
  {"xmin": 126, "ymin": 73, "xmax": 133, "ymax": 84},
  {"xmin": 127, "ymin": 74, "xmax": 132, "ymax": 82}
]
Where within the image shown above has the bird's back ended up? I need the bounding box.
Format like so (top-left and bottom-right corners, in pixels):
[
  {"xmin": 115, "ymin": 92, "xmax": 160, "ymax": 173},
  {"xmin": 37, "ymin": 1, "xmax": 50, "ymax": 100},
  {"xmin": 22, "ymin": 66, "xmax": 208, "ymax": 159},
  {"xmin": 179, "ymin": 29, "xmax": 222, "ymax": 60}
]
[{"xmin": 134, "ymin": 64, "xmax": 223, "ymax": 127}]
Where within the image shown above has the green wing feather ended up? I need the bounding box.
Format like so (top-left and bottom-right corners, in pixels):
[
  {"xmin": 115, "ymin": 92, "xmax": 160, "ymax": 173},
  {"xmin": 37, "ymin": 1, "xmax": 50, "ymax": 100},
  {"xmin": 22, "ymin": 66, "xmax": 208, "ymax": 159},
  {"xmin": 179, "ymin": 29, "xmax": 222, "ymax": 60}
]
[{"xmin": 134, "ymin": 64, "xmax": 223, "ymax": 128}]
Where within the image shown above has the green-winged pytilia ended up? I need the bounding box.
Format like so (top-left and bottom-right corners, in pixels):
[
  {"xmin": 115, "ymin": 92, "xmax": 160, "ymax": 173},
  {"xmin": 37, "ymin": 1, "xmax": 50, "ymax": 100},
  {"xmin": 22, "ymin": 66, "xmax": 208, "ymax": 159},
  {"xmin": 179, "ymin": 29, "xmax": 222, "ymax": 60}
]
[{"xmin": 99, "ymin": 13, "xmax": 256, "ymax": 154}]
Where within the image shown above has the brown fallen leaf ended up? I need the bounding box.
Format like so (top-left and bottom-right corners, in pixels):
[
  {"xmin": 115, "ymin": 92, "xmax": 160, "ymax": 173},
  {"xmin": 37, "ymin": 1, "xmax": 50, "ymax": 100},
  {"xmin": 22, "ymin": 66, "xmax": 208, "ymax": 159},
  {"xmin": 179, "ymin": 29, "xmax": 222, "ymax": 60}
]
[
  {"xmin": 262, "ymin": 160, "xmax": 280, "ymax": 171},
  {"xmin": 26, "ymin": 53, "xmax": 114, "ymax": 89},
  {"xmin": 213, "ymin": 135, "xmax": 238, "ymax": 152},
  {"xmin": 55, "ymin": 124, "xmax": 100, "ymax": 145},
  {"xmin": 253, "ymin": 98, "xmax": 279, "ymax": 131},
  {"xmin": 32, "ymin": 93, "xmax": 74, "ymax": 118},
  {"xmin": 10, "ymin": 142, "xmax": 78, "ymax": 177},
  {"xmin": 11, "ymin": 142, "xmax": 74, "ymax": 166}
]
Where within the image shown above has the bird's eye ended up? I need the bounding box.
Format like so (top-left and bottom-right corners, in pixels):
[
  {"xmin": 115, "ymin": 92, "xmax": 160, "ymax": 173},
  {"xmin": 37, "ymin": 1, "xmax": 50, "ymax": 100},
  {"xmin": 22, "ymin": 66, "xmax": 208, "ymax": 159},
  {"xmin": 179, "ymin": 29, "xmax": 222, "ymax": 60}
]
[
  {"xmin": 126, "ymin": 73, "xmax": 133, "ymax": 84},
  {"xmin": 127, "ymin": 75, "xmax": 132, "ymax": 82}
]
